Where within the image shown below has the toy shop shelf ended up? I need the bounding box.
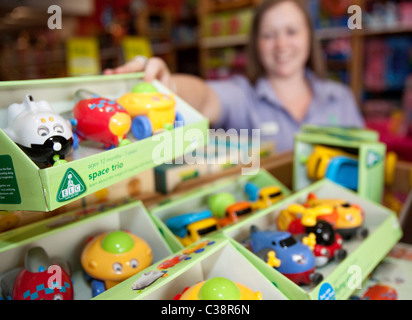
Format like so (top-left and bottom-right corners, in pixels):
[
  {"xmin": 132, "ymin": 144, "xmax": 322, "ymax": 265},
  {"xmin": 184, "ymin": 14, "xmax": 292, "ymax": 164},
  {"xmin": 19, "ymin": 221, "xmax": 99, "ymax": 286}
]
[
  {"xmin": 200, "ymin": 34, "xmax": 249, "ymax": 49},
  {"xmin": 200, "ymin": 0, "xmax": 259, "ymax": 13},
  {"xmin": 0, "ymin": 73, "xmax": 209, "ymax": 212},
  {"xmin": 316, "ymin": 25, "xmax": 412, "ymax": 41},
  {"xmin": 0, "ymin": 199, "xmax": 173, "ymax": 300},
  {"xmin": 224, "ymin": 179, "xmax": 403, "ymax": 300}
]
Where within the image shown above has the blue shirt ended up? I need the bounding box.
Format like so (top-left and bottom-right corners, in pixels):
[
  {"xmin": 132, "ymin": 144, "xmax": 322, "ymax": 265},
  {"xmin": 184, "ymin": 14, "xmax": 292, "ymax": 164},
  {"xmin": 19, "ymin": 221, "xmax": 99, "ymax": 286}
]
[{"xmin": 207, "ymin": 71, "xmax": 365, "ymax": 153}]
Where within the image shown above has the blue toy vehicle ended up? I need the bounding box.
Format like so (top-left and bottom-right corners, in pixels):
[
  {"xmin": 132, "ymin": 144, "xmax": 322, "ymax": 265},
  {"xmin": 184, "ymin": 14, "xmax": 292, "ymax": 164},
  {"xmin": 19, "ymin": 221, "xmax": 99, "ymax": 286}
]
[
  {"xmin": 325, "ymin": 156, "xmax": 359, "ymax": 191},
  {"xmin": 249, "ymin": 226, "xmax": 323, "ymax": 286}
]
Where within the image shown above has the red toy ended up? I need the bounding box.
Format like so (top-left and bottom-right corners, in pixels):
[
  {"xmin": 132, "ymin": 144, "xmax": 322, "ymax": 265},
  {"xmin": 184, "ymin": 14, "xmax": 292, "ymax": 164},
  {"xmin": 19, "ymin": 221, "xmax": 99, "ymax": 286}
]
[
  {"xmin": 72, "ymin": 90, "xmax": 132, "ymax": 149},
  {"xmin": 1, "ymin": 247, "xmax": 74, "ymax": 300},
  {"xmin": 305, "ymin": 220, "xmax": 347, "ymax": 267}
]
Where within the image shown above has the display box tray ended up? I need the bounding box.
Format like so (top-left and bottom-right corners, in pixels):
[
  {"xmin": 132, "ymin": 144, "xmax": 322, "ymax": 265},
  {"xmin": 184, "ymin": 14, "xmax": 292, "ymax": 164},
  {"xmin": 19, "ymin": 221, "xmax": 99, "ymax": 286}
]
[
  {"xmin": 148, "ymin": 169, "xmax": 291, "ymax": 253},
  {"xmin": 94, "ymin": 235, "xmax": 288, "ymax": 300},
  {"xmin": 294, "ymin": 125, "xmax": 386, "ymax": 203},
  {"xmin": 0, "ymin": 199, "xmax": 172, "ymax": 300},
  {"xmin": 0, "ymin": 73, "xmax": 208, "ymax": 211},
  {"xmin": 223, "ymin": 179, "xmax": 403, "ymax": 300}
]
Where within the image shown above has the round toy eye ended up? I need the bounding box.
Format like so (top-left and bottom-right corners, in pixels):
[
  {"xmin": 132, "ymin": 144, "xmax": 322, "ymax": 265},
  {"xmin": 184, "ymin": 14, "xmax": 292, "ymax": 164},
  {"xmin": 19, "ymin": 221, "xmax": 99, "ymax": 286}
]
[
  {"xmin": 53, "ymin": 124, "xmax": 64, "ymax": 134},
  {"xmin": 113, "ymin": 262, "xmax": 123, "ymax": 273},
  {"xmin": 130, "ymin": 259, "xmax": 138, "ymax": 269},
  {"xmin": 105, "ymin": 106, "xmax": 115, "ymax": 113},
  {"xmin": 345, "ymin": 214, "xmax": 353, "ymax": 221},
  {"xmin": 37, "ymin": 126, "xmax": 50, "ymax": 137},
  {"xmin": 292, "ymin": 254, "xmax": 306, "ymax": 265},
  {"xmin": 53, "ymin": 293, "xmax": 63, "ymax": 300}
]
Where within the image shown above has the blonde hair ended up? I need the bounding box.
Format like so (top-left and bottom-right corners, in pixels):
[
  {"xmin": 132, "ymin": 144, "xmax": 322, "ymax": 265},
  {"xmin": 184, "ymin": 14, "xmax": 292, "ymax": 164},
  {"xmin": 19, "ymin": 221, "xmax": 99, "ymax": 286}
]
[{"xmin": 246, "ymin": 0, "xmax": 326, "ymax": 83}]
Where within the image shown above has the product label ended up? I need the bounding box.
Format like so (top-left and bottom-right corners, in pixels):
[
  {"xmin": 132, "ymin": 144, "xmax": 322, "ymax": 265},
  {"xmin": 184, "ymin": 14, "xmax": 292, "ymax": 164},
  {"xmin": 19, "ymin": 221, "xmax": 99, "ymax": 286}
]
[
  {"xmin": 366, "ymin": 150, "xmax": 382, "ymax": 168},
  {"xmin": 56, "ymin": 168, "xmax": 86, "ymax": 202},
  {"xmin": 0, "ymin": 155, "xmax": 21, "ymax": 204},
  {"xmin": 318, "ymin": 283, "xmax": 336, "ymax": 300}
]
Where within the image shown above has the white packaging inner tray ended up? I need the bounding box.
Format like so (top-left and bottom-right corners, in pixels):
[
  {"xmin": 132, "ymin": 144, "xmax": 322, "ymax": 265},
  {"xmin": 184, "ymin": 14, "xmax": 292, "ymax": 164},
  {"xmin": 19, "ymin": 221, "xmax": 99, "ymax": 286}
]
[{"xmin": 139, "ymin": 242, "xmax": 287, "ymax": 300}]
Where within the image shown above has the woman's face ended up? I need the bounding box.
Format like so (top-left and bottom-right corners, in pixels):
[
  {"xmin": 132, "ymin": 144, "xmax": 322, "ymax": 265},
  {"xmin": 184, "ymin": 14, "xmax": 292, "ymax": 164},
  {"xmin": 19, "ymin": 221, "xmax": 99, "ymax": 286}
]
[{"xmin": 257, "ymin": 1, "xmax": 311, "ymax": 79}]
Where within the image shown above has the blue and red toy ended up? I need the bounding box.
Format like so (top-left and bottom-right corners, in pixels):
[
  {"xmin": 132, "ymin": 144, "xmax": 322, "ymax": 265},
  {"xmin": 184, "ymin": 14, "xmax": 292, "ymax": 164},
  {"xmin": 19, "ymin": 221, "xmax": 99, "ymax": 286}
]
[
  {"xmin": 249, "ymin": 226, "xmax": 323, "ymax": 286},
  {"xmin": 0, "ymin": 247, "xmax": 74, "ymax": 300},
  {"xmin": 72, "ymin": 89, "xmax": 131, "ymax": 149}
]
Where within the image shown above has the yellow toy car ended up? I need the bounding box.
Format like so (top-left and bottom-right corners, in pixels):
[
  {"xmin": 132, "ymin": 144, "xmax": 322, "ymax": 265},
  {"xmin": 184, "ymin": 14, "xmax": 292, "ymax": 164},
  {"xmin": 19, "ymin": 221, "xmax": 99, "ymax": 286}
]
[
  {"xmin": 81, "ymin": 230, "xmax": 153, "ymax": 297},
  {"xmin": 245, "ymin": 183, "xmax": 284, "ymax": 211},
  {"xmin": 179, "ymin": 217, "xmax": 220, "ymax": 247},
  {"xmin": 117, "ymin": 82, "xmax": 183, "ymax": 140},
  {"xmin": 304, "ymin": 193, "xmax": 368, "ymax": 240},
  {"xmin": 306, "ymin": 145, "xmax": 356, "ymax": 181},
  {"xmin": 174, "ymin": 277, "xmax": 263, "ymax": 300},
  {"xmin": 166, "ymin": 210, "xmax": 220, "ymax": 247},
  {"xmin": 276, "ymin": 203, "xmax": 334, "ymax": 234}
]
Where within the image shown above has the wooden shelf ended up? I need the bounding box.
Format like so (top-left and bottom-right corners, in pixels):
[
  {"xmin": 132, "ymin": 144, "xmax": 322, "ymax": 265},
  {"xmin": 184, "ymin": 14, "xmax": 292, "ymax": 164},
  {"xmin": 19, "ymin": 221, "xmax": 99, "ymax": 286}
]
[
  {"xmin": 200, "ymin": 33, "xmax": 249, "ymax": 48},
  {"xmin": 202, "ymin": 0, "xmax": 258, "ymax": 13},
  {"xmin": 316, "ymin": 24, "xmax": 412, "ymax": 40}
]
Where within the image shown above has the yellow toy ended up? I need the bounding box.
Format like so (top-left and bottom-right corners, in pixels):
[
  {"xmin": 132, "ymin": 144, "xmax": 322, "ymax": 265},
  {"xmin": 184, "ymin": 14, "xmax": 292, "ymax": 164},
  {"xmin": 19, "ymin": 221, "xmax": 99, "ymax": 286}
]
[
  {"xmin": 306, "ymin": 145, "xmax": 356, "ymax": 181},
  {"xmin": 118, "ymin": 82, "xmax": 183, "ymax": 140},
  {"xmin": 276, "ymin": 203, "xmax": 334, "ymax": 234},
  {"xmin": 81, "ymin": 230, "xmax": 153, "ymax": 296},
  {"xmin": 244, "ymin": 183, "xmax": 284, "ymax": 211},
  {"xmin": 175, "ymin": 277, "xmax": 263, "ymax": 300},
  {"xmin": 179, "ymin": 218, "xmax": 220, "ymax": 247},
  {"xmin": 304, "ymin": 193, "xmax": 368, "ymax": 240}
]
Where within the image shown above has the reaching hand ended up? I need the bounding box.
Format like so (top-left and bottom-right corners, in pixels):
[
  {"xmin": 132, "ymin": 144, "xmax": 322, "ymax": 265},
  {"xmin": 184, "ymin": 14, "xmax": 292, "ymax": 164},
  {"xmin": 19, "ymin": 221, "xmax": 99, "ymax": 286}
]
[{"xmin": 103, "ymin": 56, "xmax": 176, "ymax": 91}]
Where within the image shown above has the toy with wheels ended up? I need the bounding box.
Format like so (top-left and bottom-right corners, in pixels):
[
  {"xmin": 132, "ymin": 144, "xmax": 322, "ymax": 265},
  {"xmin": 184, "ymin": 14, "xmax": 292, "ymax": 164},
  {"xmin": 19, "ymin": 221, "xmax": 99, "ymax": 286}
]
[
  {"xmin": 244, "ymin": 182, "xmax": 284, "ymax": 210},
  {"xmin": 174, "ymin": 277, "xmax": 263, "ymax": 300},
  {"xmin": 304, "ymin": 193, "xmax": 368, "ymax": 240},
  {"xmin": 276, "ymin": 203, "xmax": 336, "ymax": 235},
  {"xmin": 81, "ymin": 230, "xmax": 152, "ymax": 297},
  {"xmin": 305, "ymin": 220, "xmax": 347, "ymax": 267},
  {"xmin": 3, "ymin": 95, "xmax": 74, "ymax": 167},
  {"xmin": 165, "ymin": 210, "xmax": 219, "ymax": 247},
  {"xmin": 0, "ymin": 247, "xmax": 74, "ymax": 300},
  {"xmin": 249, "ymin": 226, "xmax": 323, "ymax": 286},
  {"xmin": 117, "ymin": 82, "xmax": 183, "ymax": 140},
  {"xmin": 72, "ymin": 89, "xmax": 132, "ymax": 149}
]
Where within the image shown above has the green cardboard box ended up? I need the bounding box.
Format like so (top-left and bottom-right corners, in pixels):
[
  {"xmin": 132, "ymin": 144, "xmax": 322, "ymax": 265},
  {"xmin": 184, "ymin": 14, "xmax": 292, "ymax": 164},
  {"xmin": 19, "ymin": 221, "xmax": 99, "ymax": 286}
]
[
  {"xmin": 95, "ymin": 235, "xmax": 288, "ymax": 300},
  {"xmin": 224, "ymin": 179, "xmax": 403, "ymax": 300},
  {"xmin": 0, "ymin": 199, "xmax": 172, "ymax": 300},
  {"xmin": 0, "ymin": 73, "xmax": 208, "ymax": 212},
  {"xmin": 149, "ymin": 169, "xmax": 291, "ymax": 253},
  {"xmin": 294, "ymin": 125, "xmax": 386, "ymax": 203}
]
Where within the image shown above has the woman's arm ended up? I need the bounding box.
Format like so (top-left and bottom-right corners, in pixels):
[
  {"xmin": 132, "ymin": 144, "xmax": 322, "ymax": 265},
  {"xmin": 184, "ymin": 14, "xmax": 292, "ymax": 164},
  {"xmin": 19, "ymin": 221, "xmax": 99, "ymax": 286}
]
[{"xmin": 104, "ymin": 57, "xmax": 222, "ymax": 125}]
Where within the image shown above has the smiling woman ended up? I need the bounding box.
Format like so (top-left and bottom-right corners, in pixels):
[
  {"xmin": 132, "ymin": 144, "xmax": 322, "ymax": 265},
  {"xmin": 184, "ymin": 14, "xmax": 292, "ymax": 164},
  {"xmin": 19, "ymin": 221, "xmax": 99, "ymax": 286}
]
[{"xmin": 104, "ymin": 0, "xmax": 365, "ymax": 153}]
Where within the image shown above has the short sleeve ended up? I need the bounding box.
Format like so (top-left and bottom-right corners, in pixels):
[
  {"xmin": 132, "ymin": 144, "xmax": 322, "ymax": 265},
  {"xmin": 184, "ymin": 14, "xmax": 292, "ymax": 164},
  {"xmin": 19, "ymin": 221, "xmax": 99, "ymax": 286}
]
[
  {"xmin": 340, "ymin": 85, "xmax": 365, "ymax": 128},
  {"xmin": 206, "ymin": 76, "xmax": 253, "ymax": 131}
]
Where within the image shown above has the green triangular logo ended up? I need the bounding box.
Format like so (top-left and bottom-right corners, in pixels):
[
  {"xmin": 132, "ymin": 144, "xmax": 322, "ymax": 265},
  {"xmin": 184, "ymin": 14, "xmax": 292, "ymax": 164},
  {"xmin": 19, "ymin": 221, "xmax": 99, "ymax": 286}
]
[
  {"xmin": 56, "ymin": 168, "xmax": 86, "ymax": 202},
  {"xmin": 366, "ymin": 150, "xmax": 382, "ymax": 168}
]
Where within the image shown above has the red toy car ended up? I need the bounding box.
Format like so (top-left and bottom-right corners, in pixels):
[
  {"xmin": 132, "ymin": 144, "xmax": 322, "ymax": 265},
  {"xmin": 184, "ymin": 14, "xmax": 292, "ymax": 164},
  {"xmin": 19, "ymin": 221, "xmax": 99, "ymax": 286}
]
[
  {"xmin": 72, "ymin": 90, "xmax": 131, "ymax": 149},
  {"xmin": 305, "ymin": 220, "xmax": 347, "ymax": 267}
]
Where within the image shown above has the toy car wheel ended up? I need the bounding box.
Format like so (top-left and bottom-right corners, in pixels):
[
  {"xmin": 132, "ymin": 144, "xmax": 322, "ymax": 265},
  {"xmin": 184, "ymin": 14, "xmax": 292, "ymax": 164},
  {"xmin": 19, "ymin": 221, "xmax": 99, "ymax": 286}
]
[
  {"xmin": 310, "ymin": 272, "xmax": 323, "ymax": 285},
  {"xmin": 174, "ymin": 111, "xmax": 184, "ymax": 128},
  {"xmin": 132, "ymin": 115, "xmax": 152, "ymax": 140},
  {"xmin": 357, "ymin": 227, "xmax": 368, "ymax": 239},
  {"xmin": 335, "ymin": 249, "xmax": 347, "ymax": 262},
  {"xmin": 91, "ymin": 279, "xmax": 106, "ymax": 297}
]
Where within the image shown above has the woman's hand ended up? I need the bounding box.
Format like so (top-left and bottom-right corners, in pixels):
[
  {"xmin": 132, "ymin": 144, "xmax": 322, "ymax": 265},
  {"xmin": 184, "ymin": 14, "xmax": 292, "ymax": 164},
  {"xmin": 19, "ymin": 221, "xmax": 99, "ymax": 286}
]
[{"xmin": 103, "ymin": 56, "xmax": 176, "ymax": 91}]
